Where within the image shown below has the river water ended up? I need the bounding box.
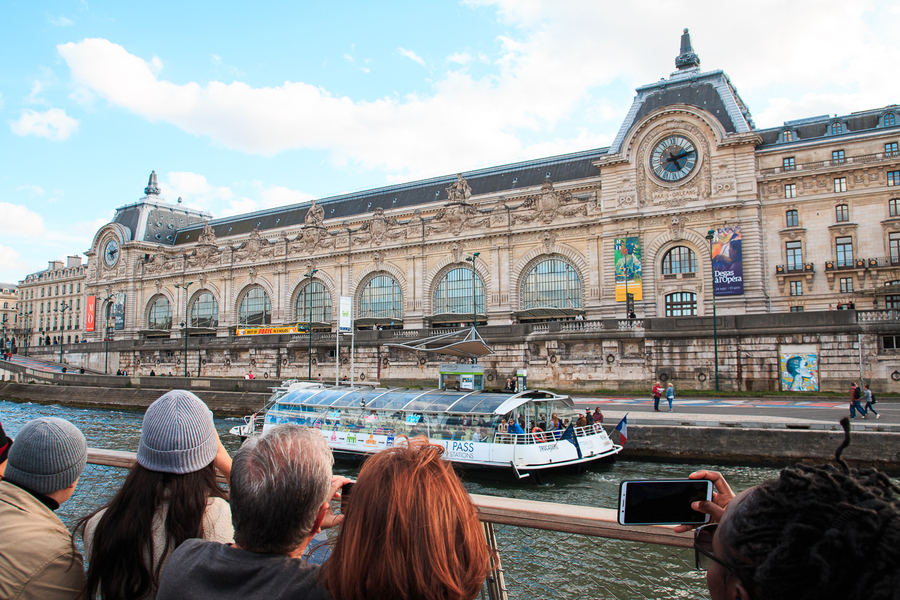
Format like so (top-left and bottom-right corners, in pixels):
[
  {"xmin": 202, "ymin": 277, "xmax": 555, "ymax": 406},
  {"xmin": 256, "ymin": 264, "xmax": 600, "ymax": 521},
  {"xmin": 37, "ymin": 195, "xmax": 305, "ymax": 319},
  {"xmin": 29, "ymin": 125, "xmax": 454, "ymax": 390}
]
[{"xmin": 1, "ymin": 399, "xmax": 789, "ymax": 599}]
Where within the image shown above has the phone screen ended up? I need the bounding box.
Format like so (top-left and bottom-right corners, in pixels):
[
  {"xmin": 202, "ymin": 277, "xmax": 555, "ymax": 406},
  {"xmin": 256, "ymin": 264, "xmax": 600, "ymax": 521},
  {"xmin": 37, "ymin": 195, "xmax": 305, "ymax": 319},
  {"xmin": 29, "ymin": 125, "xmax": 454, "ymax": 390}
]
[
  {"xmin": 340, "ymin": 482, "xmax": 354, "ymax": 514},
  {"xmin": 618, "ymin": 479, "xmax": 712, "ymax": 525}
]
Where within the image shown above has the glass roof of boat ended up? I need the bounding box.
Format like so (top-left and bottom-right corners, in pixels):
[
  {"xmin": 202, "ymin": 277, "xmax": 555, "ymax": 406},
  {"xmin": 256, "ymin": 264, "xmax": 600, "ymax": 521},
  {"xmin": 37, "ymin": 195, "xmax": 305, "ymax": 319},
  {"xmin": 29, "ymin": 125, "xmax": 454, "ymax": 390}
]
[{"xmin": 275, "ymin": 387, "xmax": 569, "ymax": 415}]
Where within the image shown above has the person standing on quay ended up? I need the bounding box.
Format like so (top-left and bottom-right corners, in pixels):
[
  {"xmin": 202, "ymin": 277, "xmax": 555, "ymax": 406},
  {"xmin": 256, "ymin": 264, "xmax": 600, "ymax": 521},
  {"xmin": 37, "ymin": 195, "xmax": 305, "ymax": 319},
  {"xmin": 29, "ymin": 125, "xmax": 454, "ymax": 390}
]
[
  {"xmin": 666, "ymin": 383, "xmax": 675, "ymax": 412},
  {"xmin": 652, "ymin": 381, "xmax": 663, "ymax": 412},
  {"xmin": 0, "ymin": 417, "xmax": 88, "ymax": 600},
  {"xmin": 863, "ymin": 383, "xmax": 879, "ymax": 419}
]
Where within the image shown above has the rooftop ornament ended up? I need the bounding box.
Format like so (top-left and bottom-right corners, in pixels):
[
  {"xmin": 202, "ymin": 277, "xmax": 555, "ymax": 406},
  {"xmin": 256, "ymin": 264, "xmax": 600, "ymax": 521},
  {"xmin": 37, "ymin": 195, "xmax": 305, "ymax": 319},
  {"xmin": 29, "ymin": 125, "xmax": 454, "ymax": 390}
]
[
  {"xmin": 144, "ymin": 170, "xmax": 161, "ymax": 196},
  {"xmin": 675, "ymin": 28, "xmax": 701, "ymax": 71}
]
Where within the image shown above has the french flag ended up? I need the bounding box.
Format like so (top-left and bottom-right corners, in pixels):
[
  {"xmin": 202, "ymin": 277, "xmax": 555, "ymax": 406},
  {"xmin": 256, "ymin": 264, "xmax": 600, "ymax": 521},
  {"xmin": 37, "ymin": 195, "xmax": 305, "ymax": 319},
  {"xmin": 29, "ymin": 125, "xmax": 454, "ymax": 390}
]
[{"xmin": 614, "ymin": 414, "xmax": 628, "ymax": 444}]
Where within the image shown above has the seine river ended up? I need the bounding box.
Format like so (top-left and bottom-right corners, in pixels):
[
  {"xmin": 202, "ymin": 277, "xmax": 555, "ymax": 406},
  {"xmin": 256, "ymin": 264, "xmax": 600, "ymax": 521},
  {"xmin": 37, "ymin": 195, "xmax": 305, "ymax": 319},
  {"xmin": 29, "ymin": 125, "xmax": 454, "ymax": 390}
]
[{"xmin": 1, "ymin": 399, "xmax": 789, "ymax": 600}]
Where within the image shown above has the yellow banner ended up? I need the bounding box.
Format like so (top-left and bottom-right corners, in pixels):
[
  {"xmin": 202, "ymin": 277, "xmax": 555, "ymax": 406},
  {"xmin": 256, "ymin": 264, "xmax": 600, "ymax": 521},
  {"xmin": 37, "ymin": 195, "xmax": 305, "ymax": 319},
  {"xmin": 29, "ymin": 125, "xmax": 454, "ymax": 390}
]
[{"xmin": 236, "ymin": 325, "xmax": 305, "ymax": 336}]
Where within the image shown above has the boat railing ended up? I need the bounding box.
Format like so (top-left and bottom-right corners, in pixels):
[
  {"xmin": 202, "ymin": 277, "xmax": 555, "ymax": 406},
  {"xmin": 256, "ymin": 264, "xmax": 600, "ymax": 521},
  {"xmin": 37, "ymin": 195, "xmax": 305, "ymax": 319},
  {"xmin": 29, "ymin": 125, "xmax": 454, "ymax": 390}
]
[
  {"xmin": 66, "ymin": 449, "xmax": 700, "ymax": 600},
  {"xmin": 494, "ymin": 424, "xmax": 607, "ymax": 445}
]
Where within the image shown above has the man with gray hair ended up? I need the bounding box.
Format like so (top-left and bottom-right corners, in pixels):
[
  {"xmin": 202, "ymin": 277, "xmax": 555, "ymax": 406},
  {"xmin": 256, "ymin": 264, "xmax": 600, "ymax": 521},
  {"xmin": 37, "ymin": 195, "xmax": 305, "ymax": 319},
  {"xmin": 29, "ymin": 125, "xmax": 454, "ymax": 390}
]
[
  {"xmin": 157, "ymin": 424, "xmax": 348, "ymax": 600},
  {"xmin": 0, "ymin": 417, "xmax": 88, "ymax": 600}
]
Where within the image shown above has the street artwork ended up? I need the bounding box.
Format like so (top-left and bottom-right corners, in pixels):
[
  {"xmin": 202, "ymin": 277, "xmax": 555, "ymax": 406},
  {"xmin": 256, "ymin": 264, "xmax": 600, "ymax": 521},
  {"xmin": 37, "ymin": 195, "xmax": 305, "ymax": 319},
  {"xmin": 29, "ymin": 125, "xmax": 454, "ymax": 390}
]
[{"xmin": 780, "ymin": 349, "xmax": 819, "ymax": 392}]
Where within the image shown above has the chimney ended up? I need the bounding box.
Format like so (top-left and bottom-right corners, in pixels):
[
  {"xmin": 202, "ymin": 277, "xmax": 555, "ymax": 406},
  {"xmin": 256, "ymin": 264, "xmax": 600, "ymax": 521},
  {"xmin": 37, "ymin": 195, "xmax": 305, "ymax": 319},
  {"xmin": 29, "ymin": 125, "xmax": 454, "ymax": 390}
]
[{"xmin": 66, "ymin": 255, "xmax": 83, "ymax": 268}]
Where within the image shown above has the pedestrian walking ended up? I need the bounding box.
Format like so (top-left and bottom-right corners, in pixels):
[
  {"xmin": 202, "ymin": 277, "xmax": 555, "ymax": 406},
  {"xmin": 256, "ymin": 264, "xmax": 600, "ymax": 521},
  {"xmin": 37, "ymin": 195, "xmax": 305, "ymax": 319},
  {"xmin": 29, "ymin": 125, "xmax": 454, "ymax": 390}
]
[
  {"xmin": 849, "ymin": 382, "xmax": 867, "ymax": 419},
  {"xmin": 652, "ymin": 381, "xmax": 663, "ymax": 412},
  {"xmin": 665, "ymin": 383, "xmax": 675, "ymax": 412},
  {"xmin": 863, "ymin": 383, "xmax": 880, "ymax": 419}
]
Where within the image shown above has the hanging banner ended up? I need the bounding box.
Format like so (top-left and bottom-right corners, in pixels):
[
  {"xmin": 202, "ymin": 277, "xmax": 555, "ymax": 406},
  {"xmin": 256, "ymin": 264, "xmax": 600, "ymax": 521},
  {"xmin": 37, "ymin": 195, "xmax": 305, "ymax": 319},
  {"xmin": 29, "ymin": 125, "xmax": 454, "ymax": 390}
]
[
  {"xmin": 711, "ymin": 226, "xmax": 744, "ymax": 296},
  {"xmin": 339, "ymin": 296, "xmax": 352, "ymax": 332},
  {"xmin": 113, "ymin": 294, "xmax": 126, "ymax": 330},
  {"xmin": 85, "ymin": 296, "xmax": 96, "ymax": 332},
  {"xmin": 237, "ymin": 324, "xmax": 302, "ymax": 336},
  {"xmin": 614, "ymin": 237, "xmax": 642, "ymax": 301}
]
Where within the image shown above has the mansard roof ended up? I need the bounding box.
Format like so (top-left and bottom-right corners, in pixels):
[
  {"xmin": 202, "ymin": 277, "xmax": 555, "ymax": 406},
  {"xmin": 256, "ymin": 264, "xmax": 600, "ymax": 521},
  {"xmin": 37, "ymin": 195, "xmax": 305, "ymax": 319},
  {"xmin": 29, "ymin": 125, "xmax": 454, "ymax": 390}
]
[
  {"xmin": 755, "ymin": 105, "xmax": 900, "ymax": 148},
  {"xmin": 172, "ymin": 146, "xmax": 607, "ymax": 245}
]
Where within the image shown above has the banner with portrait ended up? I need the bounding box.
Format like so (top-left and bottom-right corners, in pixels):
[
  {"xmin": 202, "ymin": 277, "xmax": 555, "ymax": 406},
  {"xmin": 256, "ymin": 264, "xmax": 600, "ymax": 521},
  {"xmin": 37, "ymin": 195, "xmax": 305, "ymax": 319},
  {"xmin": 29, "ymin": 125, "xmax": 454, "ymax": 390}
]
[
  {"xmin": 779, "ymin": 344, "xmax": 819, "ymax": 392},
  {"xmin": 711, "ymin": 226, "xmax": 744, "ymax": 296},
  {"xmin": 113, "ymin": 295, "xmax": 126, "ymax": 330},
  {"xmin": 614, "ymin": 237, "xmax": 642, "ymax": 301}
]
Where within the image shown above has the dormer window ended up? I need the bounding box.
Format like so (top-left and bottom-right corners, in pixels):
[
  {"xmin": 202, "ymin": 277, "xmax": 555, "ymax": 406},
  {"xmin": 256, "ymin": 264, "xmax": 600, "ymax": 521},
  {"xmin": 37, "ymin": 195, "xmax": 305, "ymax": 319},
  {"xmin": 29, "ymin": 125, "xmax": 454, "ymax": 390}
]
[
  {"xmin": 885, "ymin": 113, "xmax": 897, "ymax": 127},
  {"xmin": 781, "ymin": 130, "xmax": 794, "ymax": 143},
  {"xmin": 831, "ymin": 122, "xmax": 844, "ymax": 135}
]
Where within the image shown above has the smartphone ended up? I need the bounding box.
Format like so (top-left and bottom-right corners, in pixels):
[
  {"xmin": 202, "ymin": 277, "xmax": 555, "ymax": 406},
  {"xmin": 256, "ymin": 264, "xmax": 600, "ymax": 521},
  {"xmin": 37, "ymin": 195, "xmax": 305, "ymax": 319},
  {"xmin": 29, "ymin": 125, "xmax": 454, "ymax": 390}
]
[
  {"xmin": 340, "ymin": 482, "xmax": 354, "ymax": 513},
  {"xmin": 618, "ymin": 479, "xmax": 713, "ymax": 526}
]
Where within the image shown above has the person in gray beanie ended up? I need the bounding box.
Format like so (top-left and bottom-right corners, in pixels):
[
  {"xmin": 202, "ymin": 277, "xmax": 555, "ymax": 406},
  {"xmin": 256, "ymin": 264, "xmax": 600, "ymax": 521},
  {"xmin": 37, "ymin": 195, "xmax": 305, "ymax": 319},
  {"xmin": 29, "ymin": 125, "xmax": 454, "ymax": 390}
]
[
  {"xmin": 0, "ymin": 417, "xmax": 88, "ymax": 600},
  {"xmin": 79, "ymin": 390, "xmax": 233, "ymax": 600},
  {"xmin": 0, "ymin": 421, "xmax": 12, "ymax": 479}
]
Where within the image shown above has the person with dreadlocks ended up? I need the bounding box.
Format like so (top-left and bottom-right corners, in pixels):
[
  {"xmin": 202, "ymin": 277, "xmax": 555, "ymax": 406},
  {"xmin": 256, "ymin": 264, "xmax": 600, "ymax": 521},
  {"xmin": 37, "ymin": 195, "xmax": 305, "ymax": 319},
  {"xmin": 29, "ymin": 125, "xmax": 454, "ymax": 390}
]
[{"xmin": 675, "ymin": 417, "xmax": 899, "ymax": 600}]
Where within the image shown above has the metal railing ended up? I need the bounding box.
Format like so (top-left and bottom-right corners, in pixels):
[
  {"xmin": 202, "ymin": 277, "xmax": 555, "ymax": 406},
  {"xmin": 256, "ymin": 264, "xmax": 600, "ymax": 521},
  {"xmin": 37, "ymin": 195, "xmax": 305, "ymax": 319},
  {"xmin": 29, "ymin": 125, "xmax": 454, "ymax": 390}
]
[
  {"xmin": 759, "ymin": 149, "xmax": 900, "ymax": 176},
  {"xmin": 59, "ymin": 449, "xmax": 703, "ymax": 600}
]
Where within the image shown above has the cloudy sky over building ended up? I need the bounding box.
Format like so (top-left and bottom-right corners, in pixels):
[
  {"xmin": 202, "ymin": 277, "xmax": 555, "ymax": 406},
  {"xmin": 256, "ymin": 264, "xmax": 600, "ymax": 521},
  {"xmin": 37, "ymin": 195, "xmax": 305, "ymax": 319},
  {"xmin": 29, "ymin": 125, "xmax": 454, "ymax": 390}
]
[{"xmin": 2, "ymin": 0, "xmax": 898, "ymax": 283}]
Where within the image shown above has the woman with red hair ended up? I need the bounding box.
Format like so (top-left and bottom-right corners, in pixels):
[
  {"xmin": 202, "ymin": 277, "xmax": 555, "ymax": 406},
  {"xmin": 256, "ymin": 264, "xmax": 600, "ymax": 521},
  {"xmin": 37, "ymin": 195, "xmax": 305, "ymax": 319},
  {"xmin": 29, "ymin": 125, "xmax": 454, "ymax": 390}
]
[{"xmin": 321, "ymin": 438, "xmax": 496, "ymax": 600}]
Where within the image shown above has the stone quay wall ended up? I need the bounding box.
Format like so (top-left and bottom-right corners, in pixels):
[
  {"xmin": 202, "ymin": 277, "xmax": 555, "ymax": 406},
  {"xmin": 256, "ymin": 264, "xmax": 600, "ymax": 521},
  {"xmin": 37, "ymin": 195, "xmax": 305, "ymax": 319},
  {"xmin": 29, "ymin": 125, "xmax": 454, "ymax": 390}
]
[{"xmin": 23, "ymin": 310, "xmax": 900, "ymax": 393}]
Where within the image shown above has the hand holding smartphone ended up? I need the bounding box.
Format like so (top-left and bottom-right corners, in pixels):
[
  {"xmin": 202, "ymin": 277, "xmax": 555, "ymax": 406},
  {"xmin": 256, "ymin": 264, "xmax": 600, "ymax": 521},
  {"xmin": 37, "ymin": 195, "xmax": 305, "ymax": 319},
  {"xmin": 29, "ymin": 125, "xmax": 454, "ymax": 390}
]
[
  {"xmin": 618, "ymin": 479, "xmax": 713, "ymax": 526},
  {"xmin": 340, "ymin": 482, "xmax": 354, "ymax": 514}
]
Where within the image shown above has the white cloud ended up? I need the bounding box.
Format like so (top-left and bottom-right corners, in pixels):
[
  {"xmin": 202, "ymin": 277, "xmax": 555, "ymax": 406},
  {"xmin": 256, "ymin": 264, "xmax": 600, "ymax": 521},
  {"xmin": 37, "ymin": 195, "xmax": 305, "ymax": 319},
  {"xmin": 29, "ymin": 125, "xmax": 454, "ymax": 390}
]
[
  {"xmin": 16, "ymin": 185, "xmax": 45, "ymax": 197},
  {"xmin": 211, "ymin": 54, "xmax": 244, "ymax": 78},
  {"xmin": 26, "ymin": 80, "xmax": 49, "ymax": 105},
  {"xmin": 48, "ymin": 15, "xmax": 74, "ymax": 26},
  {"xmin": 447, "ymin": 52, "xmax": 472, "ymax": 65},
  {"xmin": 0, "ymin": 244, "xmax": 26, "ymax": 282},
  {"xmin": 0, "ymin": 92, "xmax": 4, "ymax": 110},
  {"xmin": 9, "ymin": 108, "xmax": 79, "ymax": 141},
  {"xmin": 149, "ymin": 56, "xmax": 164, "ymax": 75},
  {"xmin": 343, "ymin": 53, "xmax": 354, "ymax": 63},
  {"xmin": 0, "ymin": 203, "xmax": 47, "ymax": 237},
  {"xmin": 163, "ymin": 171, "xmax": 233, "ymax": 211},
  {"xmin": 397, "ymin": 47, "xmax": 426, "ymax": 67},
  {"xmin": 256, "ymin": 183, "xmax": 315, "ymax": 209}
]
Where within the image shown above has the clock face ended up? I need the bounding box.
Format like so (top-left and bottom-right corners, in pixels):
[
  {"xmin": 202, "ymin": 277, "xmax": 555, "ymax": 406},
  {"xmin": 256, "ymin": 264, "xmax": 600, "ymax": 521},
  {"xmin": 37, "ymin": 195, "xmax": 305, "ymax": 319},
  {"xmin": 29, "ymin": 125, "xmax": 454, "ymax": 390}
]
[
  {"xmin": 650, "ymin": 135, "xmax": 698, "ymax": 183},
  {"xmin": 104, "ymin": 240, "xmax": 119, "ymax": 266}
]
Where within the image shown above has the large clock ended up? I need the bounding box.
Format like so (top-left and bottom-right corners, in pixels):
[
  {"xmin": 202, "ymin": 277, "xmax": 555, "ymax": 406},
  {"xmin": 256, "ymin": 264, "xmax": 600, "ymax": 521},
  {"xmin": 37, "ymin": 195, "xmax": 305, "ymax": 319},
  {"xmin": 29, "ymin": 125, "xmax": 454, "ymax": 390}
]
[
  {"xmin": 650, "ymin": 135, "xmax": 698, "ymax": 183},
  {"xmin": 104, "ymin": 239, "xmax": 120, "ymax": 267}
]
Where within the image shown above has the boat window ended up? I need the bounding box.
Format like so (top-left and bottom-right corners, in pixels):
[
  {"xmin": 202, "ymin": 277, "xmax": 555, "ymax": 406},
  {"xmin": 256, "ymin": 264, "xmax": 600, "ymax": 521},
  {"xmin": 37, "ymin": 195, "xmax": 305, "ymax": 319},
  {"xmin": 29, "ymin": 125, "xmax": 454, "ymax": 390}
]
[
  {"xmin": 403, "ymin": 391, "xmax": 462, "ymax": 412},
  {"xmin": 305, "ymin": 390, "xmax": 355, "ymax": 406},
  {"xmin": 367, "ymin": 391, "xmax": 429, "ymax": 410},
  {"xmin": 330, "ymin": 389, "xmax": 388, "ymax": 408},
  {"xmin": 280, "ymin": 389, "xmax": 328, "ymax": 405},
  {"xmin": 449, "ymin": 393, "xmax": 514, "ymax": 414}
]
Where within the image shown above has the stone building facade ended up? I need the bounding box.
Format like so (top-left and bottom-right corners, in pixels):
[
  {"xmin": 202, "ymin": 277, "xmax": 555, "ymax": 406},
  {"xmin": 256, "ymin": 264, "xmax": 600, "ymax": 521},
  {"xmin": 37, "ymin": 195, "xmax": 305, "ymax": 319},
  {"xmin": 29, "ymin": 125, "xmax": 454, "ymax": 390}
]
[
  {"xmin": 21, "ymin": 31, "xmax": 900, "ymax": 390},
  {"xmin": 16, "ymin": 257, "xmax": 87, "ymax": 350}
]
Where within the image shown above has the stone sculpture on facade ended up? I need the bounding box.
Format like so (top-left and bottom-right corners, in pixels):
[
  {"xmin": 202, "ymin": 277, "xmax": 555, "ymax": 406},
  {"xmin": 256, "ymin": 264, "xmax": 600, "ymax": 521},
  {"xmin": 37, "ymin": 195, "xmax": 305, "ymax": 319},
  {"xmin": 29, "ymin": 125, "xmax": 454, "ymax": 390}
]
[
  {"xmin": 512, "ymin": 178, "xmax": 586, "ymax": 225},
  {"xmin": 304, "ymin": 199, "xmax": 325, "ymax": 227},
  {"xmin": 186, "ymin": 223, "xmax": 223, "ymax": 268},
  {"xmin": 446, "ymin": 173, "xmax": 472, "ymax": 201},
  {"xmin": 234, "ymin": 229, "xmax": 275, "ymax": 262},
  {"xmin": 352, "ymin": 208, "xmax": 406, "ymax": 247}
]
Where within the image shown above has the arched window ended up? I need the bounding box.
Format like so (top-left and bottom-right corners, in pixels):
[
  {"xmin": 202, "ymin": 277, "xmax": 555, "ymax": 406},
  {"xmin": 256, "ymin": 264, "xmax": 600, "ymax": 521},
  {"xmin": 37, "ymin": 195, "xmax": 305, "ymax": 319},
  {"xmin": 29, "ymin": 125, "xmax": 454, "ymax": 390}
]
[
  {"xmin": 661, "ymin": 247, "xmax": 698, "ymax": 275},
  {"xmin": 190, "ymin": 292, "xmax": 219, "ymax": 328},
  {"xmin": 147, "ymin": 296, "xmax": 172, "ymax": 330},
  {"xmin": 238, "ymin": 287, "xmax": 271, "ymax": 325},
  {"xmin": 294, "ymin": 281, "xmax": 332, "ymax": 324},
  {"xmin": 831, "ymin": 122, "xmax": 843, "ymax": 135},
  {"xmin": 433, "ymin": 267, "xmax": 484, "ymax": 317},
  {"xmin": 786, "ymin": 209, "xmax": 799, "ymax": 227},
  {"xmin": 358, "ymin": 274, "xmax": 402, "ymax": 321},
  {"xmin": 886, "ymin": 113, "xmax": 896, "ymax": 127},
  {"xmin": 520, "ymin": 258, "xmax": 582, "ymax": 310},
  {"xmin": 665, "ymin": 292, "xmax": 697, "ymax": 317},
  {"xmin": 889, "ymin": 198, "xmax": 899, "ymax": 217}
]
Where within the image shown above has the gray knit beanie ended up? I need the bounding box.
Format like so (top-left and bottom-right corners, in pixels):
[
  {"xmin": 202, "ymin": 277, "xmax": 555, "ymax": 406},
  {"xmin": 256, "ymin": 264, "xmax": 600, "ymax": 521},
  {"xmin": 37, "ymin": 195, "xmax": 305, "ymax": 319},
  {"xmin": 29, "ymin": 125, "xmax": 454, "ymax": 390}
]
[
  {"xmin": 137, "ymin": 390, "xmax": 218, "ymax": 474},
  {"xmin": 4, "ymin": 417, "xmax": 87, "ymax": 494}
]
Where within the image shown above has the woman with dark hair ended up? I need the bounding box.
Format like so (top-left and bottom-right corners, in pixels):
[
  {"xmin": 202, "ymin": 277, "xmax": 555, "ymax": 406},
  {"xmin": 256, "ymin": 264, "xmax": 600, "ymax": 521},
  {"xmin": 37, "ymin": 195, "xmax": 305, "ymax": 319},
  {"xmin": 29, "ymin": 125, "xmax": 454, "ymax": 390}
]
[
  {"xmin": 680, "ymin": 419, "xmax": 899, "ymax": 600},
  {"xmin": 321, "ymin": 438, "xmax": 497, "ymax": 600},
  {"xmin": 79, "ymin": 390, "xmax": 234, "ymax": 600}
]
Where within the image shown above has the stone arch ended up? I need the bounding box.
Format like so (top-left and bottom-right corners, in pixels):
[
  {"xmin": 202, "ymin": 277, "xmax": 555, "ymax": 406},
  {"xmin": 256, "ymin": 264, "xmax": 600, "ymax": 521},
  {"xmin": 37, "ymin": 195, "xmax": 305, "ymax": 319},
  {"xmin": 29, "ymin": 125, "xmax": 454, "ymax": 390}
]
[
  {"xmin": 289, "ymin": 273, "xmax": 337, "ymax": 323},
  {"xmin": 90, "ymin": 223, "xmax": 133, "ymax": 254},
  {"xmin": 144, "ymin": 291, "xmax": 175, "ymax": 329},
  {"xmin": 645, "ymin": 228, "xmax": 712, "ymax": 318},
  {"xmin": 188, "ymin": 287, "xmax": 222, "ymax": 327},
  {"xmin": 351, "ymin": 261, "xmax": 407, "ymax": 296},
  {"xmin": 509, "ymin": 244, "xmax": 588, "ymax": 311},
  {"xmin": 233, "ymin": 279, "xmax": 275, "ymax": 325},
  {"xmin": 619, "ymin": 104, "xmax": 728, "ymax": 166},
  {"xmin": 424, "ymin": 257, "xmax": 491, "ymax": 316}
]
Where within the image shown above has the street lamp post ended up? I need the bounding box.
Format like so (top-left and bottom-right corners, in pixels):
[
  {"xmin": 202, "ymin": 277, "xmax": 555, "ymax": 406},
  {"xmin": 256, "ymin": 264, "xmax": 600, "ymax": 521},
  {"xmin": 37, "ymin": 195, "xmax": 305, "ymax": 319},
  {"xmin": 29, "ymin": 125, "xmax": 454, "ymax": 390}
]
[
  {"xmin": 55, "ymin": 302, "xmax": 70, "ymax": 365},
  {"xmin": 23, "ymin": 310, "xmax": 32, "ymax": 357},
  {"xmin": 706, "ymin": 230, "xmax": 720, "ymax": 392},
  {"xmin": 175, "ymin": 282, "xmax": 194, "ymax": 377},
  {"xmin": 465, "ymin": 252, "xmax": 480, "ymax": 364},
  {"xmin": 303, "ymin": 270, "xmax": 318, "ymax": 381}
]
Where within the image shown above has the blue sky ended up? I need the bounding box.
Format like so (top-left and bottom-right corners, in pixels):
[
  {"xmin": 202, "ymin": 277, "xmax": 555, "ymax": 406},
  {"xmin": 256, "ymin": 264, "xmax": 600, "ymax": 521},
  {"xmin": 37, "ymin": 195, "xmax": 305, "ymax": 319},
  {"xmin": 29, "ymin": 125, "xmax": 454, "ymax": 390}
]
[{"xmin": 2, "ymin": 0, "xmax": 899, "ymax": 284}]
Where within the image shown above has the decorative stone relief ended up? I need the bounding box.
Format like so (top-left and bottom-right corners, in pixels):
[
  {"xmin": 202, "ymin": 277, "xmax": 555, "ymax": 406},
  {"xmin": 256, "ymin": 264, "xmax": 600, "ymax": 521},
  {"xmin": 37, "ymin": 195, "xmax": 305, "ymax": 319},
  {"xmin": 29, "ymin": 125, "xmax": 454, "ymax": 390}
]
[
  {"xmin": 373, "ymin": 251, "xmax": 384, "ymax": 271},
  {"xmin": 143, "ymin": 252, "xmax": 180, "ymax": 275},
  {"xmin": 637, "ymin": 121, "xmax": 712, "ymax": 208},
  {"xmin": 289, "ymin": 226, "xmax": 335, "ymax": 255},
  {"xmin": 154, "ymin": 279, "xmax": 162, "ymax": 292},
  {"xmin": 541, "ymin": 231, "xmax": 557, "ymax": 253},
  {"xmin": 234, "ymin": 229, "xmax": 275, "ymax": 262},
  {"xmin": 352, "ymin": 208, "xmax": 407, "ymax": 246},
  {"xmin": 670, "ymin": 215, "xmax": 687, "ymax": 240},
  {"xmin": 446, "ymin": 173, "xmax": 472, "ymax": 202},
  {"xmin": 712, "ymin": 165, "xmax": 736, "ymax": 197},
  {"xmin": 450, "ymin": 243, "xmax": 463, "ymax": 264},
  {"xmin": 304, "ymin": 199, "xmax": 325, "ymax": 228},
  {"xmin": 512, "ymin": 178, "xmax": 587, "ymax": 225},
  {"xmin": 490, "ymin": 198, "xmax": 508, "ymax": 226},
  {"xmin": 407, "ymin": 210, "xmax": 424, "ymax": 237},
  {"xmin": 426, "ymin": 202, "xmax": 487, "ymax": 237}
]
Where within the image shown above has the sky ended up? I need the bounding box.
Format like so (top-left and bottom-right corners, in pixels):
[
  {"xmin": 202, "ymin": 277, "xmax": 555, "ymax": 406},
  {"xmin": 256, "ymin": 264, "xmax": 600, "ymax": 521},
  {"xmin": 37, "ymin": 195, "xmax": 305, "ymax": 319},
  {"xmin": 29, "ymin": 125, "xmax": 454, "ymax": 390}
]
[{"xmin": 2, "ymin": 0, "xmax": 899, "ymax": 284}]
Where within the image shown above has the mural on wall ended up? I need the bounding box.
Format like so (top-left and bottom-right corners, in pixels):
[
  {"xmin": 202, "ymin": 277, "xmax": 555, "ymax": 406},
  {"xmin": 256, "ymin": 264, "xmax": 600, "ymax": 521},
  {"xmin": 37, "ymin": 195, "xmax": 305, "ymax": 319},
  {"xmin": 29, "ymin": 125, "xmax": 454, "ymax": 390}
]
[
  {"xmin": 780, "ymin": 344, "xmax": 819, "ymax": 391},
  {"xmin": 711, "ymin": 225, "xmax": 744, "ymax": 296},
  {"xmin": 614, "ymin": 237, "xmax": 642, "ymax": 301}
]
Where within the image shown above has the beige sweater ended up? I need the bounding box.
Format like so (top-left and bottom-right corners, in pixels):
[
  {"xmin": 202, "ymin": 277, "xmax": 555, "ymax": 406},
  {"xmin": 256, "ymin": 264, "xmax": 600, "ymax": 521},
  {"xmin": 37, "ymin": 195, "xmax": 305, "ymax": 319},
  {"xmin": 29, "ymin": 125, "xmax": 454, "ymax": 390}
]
[{"xmin": 83, "ymin": 496, "xmax": 233, "ymax": 600}]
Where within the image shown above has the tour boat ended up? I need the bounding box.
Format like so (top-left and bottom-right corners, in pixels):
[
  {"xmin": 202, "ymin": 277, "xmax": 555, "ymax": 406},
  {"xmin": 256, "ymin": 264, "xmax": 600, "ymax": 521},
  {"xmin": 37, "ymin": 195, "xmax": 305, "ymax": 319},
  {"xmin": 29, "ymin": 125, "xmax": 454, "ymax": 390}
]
[{"xmin": 231, "ymin": 381, "xmax": 621, "ymax": 479}]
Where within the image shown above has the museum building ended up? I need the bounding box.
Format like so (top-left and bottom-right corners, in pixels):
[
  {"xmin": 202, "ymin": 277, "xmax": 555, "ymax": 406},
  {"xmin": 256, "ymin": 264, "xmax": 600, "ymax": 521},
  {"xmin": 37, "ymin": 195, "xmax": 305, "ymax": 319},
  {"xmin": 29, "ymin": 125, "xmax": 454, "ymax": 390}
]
[{"xmin": 17, "ymin": 31, "xmax": 900, "ymax": 390}]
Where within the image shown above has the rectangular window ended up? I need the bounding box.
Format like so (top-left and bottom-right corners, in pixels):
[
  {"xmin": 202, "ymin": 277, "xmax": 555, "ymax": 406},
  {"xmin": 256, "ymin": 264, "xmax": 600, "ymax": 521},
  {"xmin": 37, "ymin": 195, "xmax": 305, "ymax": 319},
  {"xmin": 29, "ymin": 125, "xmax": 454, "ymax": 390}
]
[
  {"xmin": 834, "ymin": 177, "xmax": 847, "ymax": 192},
  {"xmin": 786, "ymin": 209, "xmax": 799, "ymax": 227},
  {"xmin": 784, "ymin": 183, "xmax": 797, "ymax": 199},
  {"xmin": 76, "ymin": 299, "xmax": 80, "ymax": 309},
  {"xmin": 883, "ymin": 335, "xmax": 900, "ymax": 350},
  {"xmin": 886, "ymin": 294, "xmax": 900, "ymax": 309},
  {"xmin": 890, "ymin": 232, "xmax": 900, "ymax": 265},
  {"xmin": 836, "ymin": 236, "xmax": 854, "ymax": 267},
  {"xmin": 786, "ymin": 241, "xmax": 803, "ymax": 270},
  {"xmin": 832, "ymin": 150, "xmax": 845, "ymax": 164},
  {"xmin": 891, "ymin": 198, "xmax": 900, "ymax": 217},
  {"xmin": 783, "ymin": 131, "xmax": 793, "ymax": 142},
  {"xmin": 790, "ymin": 306, "xmax": 805, "ymax": 313},
  {"xmin": 889, "ymin": 171, "xmax": 900, "ymax": 187},
  {"xmin": 887, "ymin": 142, "xmax": 899, "ymax": 156},
  {"xmin": 790, "ymin": 281, "xmax": 803, "ymax": 296},
  {"xmin": 840, "ymin": 277, "xmax": 854, "ymax": 293},
  {"xmin": 76, "ymin": 283, "xmax": 81, "ymax": 293},
  {"xmin": 835, "ymin": 204, "xmax": 849, "ymax": 222},
  {"xmin": 783, "ymin": 157, "xmax": 795, "ymax": 171}
]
